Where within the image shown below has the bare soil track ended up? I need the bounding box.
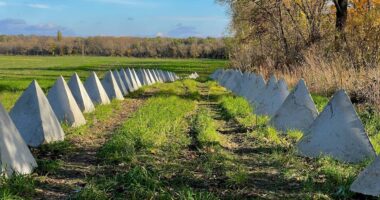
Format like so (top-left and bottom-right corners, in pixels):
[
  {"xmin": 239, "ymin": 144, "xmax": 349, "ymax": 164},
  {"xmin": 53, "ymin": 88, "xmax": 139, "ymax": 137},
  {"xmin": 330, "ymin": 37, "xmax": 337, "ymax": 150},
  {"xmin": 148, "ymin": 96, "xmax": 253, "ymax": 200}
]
[{"xmin": 34, "ymin": 99, "xmax": 144, "ymax": 200}]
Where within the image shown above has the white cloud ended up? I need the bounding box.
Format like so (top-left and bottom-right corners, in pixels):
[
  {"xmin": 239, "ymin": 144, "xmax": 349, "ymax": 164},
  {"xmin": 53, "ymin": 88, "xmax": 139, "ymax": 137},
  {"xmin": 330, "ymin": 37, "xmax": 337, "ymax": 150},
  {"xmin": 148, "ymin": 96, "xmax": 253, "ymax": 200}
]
[
  {"xmin": 27, "ymin": 4, "xmax": 50, "ymax": 9},
  {"xmin": 0, "ymin": 18, "xmax": 75, "ymax": 36},
  {"xmin": 167, "ymin": 24, "xmax": 202, "ymax": 38},
  {"xmin": 156, "ymin": 32, "xmax": 164, "ymax": 37}
]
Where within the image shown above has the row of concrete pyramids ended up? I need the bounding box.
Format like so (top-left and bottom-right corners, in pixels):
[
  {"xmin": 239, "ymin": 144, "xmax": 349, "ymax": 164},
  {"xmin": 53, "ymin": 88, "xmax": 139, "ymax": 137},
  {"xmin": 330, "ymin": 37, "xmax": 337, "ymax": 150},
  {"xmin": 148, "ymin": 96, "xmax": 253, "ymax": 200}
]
[
  {"xmin": 0, "ymin": 68, "xmax": 178, "ymax": 176},
  {"xmin": 211, "ymin": 69, "xmax": 380, "ymax": 197}
]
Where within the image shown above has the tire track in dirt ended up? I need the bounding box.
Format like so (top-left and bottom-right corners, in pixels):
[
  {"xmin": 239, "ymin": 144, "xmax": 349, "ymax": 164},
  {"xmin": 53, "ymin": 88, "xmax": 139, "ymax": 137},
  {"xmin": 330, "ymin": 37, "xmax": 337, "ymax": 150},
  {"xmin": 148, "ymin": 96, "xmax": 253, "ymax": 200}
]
[
  {"xmin": 34, "ymin": 98, "xmax": 145, "ymax": 200},
  {"xmin": 194, "ymin": 83, "xmax": 303, "ymax": 199}
]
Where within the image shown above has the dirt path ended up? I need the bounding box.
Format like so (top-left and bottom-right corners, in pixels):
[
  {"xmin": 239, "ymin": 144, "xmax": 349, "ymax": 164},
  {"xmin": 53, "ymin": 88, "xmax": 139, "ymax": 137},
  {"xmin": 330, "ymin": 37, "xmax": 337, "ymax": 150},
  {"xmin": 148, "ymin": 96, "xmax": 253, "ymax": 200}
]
[
  {"xmin": 34, "ymin": 98, "xmax": 144, "ymax": 200},
  {"xmin": 193, "ymin": 83, "xmax": 301, "ymax": 199}
]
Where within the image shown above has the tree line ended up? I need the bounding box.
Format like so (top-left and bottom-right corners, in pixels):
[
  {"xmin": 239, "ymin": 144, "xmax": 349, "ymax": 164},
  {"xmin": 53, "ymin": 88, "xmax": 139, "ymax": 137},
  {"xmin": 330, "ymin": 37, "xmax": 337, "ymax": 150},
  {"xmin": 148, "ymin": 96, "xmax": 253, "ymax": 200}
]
[
  {"xmin": 0, "ymin": 35, "xmax": 228, "ymax": 59},
  {"xmin": 217, "ymin": 0, "xmax": 380, "ymax": 70}
]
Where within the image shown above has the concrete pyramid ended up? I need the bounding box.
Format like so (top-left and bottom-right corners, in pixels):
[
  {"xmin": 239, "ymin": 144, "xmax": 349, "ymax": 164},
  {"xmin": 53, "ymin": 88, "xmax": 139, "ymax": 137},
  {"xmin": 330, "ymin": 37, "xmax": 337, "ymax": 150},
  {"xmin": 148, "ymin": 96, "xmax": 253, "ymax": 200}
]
[
  {"xmin": 160, "ymin": 70, "xmax": 167, "ymax": 81},
  {"xmin": 120, "ymin": 69, "xmax": 134, "ymax": 92},
  {"xmin": 0, "ymin": 102, "xmax": 37, "ymax": 176},
  {"xmin": 163, "ymin": 71, "xmax": 171, "ymax": 82},
  {"xmin": 297, "ymin": 90, "xmax": 376, "ymax": 163},
  {"xmin": 218, "ymin": 70, "xmax": 231, "ymax": 83},
  {"xmin": 10, "ymin": 80, "xmax": 65, "ymax": 147},
  {"xmin": 101, "ymin": 71, "xmax": 124, "ymax": 100},
  {"xmin": 144, "ymin": 69, "xmax": 153, "ymax": 85},
  {"xmin": 254, "ymin": 76, "xmax": 289, "ymax": 116},
  {"xmin": 157, "ymin": 69, "xmax": 165, "ymax": 82},
  {"xmin": 67, "ymin": 73, "xmax": 95, "ymax": 113},
  {"xmin": 128, "ymin": 68, "xmax": 140, "ymax": 90},
  {"xmin": 270, "ymin": 79, "xmax": 319, "ymax": 133},
  {"xmin": 240, "ymin": 73, "xmax": 257, "ymax": 99},
  {"xmin": 232, "ymin": 72, "xmax": 247, "ymax": 95},
  {"xmin": 214, "ymin": 70, "xmax": 225, "ymax": 82},
  {"xmin": 47, "ymin": 76, "xmax": 86, "ymax": 127},
  {"xmin": 220, "ymin": 70, "xmax": 234, "ymax": 86},
  {"xmin": 350, "ymin": 156, "xmax": 380, "ymax": 196},
  {"xmin": 84, "ymin": 72, "xmax": 111, "ymax": 105},
  {"xmin": 247, "ymin": 74, "xmax": 266, "ymax": 104},
  {"xmin": 136, "ymin": 69, "xmax": 148, "ymax": 85},
  {"xmin": 251, "ymin": 74, "xmax": 271, "ymax": 105},
  {"xmin": 131, "ymin": 68, "xmax": 142, "ymax": 87},
  {"xmin": 112, "ymin": 70, "xmax": 128, "ymax": 96},
  {"xmin": 235, "ymin": 72, "xmax": 247, "ymax": 95},
  {"xmin": 153, "ymin": 69, "xmax": 162, "ymax": 83},
  {"xmin": 210, "ymin": 69, "xmax": 223, "ymax": 80},
  {"xmin": 147, "ymin": 69, "xmax": 156, "ymax": 84},
  {"xmin": 225, "ymin": 71, "xmax": 242, "ymax": 92},
  {"xmin": 167, "ymin": 71, "xmax": 174, "ymax": 82}
]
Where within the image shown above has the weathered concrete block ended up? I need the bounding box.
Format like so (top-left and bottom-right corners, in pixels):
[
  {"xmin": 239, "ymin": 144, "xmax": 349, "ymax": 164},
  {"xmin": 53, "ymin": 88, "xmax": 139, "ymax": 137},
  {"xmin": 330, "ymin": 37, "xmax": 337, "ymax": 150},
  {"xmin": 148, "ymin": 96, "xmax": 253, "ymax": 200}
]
[
  {"xmin": 112, "ymin": 70, "xmax": 128, "ymax": 96},
  {"xmin": 121, "ymin": 69, "xmax": 135, "ymax": 92},
  {"xmin": 68, "ymin": 73, "xmax": 95, "ymax": 113},
  {"xmin": 0, "ymin": 102, "xmax": 37, "ymax": 176},
  {"xmin": 350, "ymin": 156, "xmax": 380, "ymax": 197},
  {"xmin": 10, "ymin": 80, "xmax": 65, "ymax": 147},
  {"xmin": 47, "ymin": 76, "xmax": 86, "ymax": 127},
  {"xmin": 297, "ymin": 90, "xmax": 376, "ymax": 163},
  {"xmin": 255, "ymin": 78, "xmax": 289, "ymax": 116},
  {"xmin": 84, "ymin": 72, "xmax": 111, "ymax": 105},
  {"xmin": 270, "ymin": 79, "xmax": 318, "ymax": 133},
  {"xmin": 131, "ymin": 68, "xmax": 142, "ymax": 87},
  {"xmin": 101, "ymin": 71, "xmax": 124, "ymax": 100}
]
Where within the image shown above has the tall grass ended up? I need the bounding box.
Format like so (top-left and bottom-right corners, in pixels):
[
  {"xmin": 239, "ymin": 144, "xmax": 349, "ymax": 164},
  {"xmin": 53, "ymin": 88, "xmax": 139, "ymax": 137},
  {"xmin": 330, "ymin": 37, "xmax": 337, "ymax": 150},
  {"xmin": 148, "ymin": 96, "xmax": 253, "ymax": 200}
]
[{"xmin": 256, "ymin": 51, "xmax": 380, "ymax": 109}]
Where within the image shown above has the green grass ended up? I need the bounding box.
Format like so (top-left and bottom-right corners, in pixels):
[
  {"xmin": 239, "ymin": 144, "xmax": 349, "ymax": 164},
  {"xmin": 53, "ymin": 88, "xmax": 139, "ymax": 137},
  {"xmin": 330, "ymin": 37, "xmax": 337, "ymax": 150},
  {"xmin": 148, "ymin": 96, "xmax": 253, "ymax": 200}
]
[
  {"xmin": 250, "ymin": 126, "xmax": 283, "ymax": 145},
  {"xmin": 311, "ymin": 94, "xmax": 329, "ymax": 113},
  {"xmin": 0, "ymin": 56, "xmax": 226, "ymax": 110},
  {"xmin": 359, "ymin": 107, "xmax": 380, "ymax": 154},
  {"xmin": 219, "ymin": 95, "xmax": 269, "ymax": 128},
  {"xmin": 0, "ymin": 174, "xmax": 35, "ymax": 200},
  {"xmin": 286, "ymin": 129, "xmax": 304, "ymax": 142},
  {"xmin": 99, "ymin": 95, "xmax": 196, "ymax": 164},
  {"xmin": 139, "ymin": 78, "xmax": 201, "ymax": 100},
  {"xmin": 247, "ymin": 128, "xmax": 368, "ymax": 199},
  {"xmin": 35, "ymin": 159, "xmax": 62, "ymax": 175},
  {"xmin": 192, "ymin": 108, "xmax": 224, "ymax": 146},
  {"xmin": 63, "ymin": 100, "xmax": 121, "ymax": 138},
  {"xmin": 82, "ymin": 80, "xmax": 227, "ymax": 199}
]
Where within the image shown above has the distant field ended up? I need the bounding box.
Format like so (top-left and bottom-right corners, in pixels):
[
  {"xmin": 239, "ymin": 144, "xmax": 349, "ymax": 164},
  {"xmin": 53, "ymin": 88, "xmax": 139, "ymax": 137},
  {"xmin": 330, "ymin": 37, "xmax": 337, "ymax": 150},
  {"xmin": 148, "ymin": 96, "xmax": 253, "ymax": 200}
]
[{"xmin": 0, "ymin": 56, "xmax": 227, "ymax": 109}]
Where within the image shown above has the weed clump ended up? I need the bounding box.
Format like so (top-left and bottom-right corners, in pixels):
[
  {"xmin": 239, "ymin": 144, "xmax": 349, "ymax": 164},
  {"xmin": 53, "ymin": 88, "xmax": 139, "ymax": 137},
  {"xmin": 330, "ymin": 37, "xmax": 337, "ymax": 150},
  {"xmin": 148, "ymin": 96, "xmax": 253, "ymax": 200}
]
[
  {"xmin": 251, "ymin": 126, "xmax": 283, "ymax": 145},
  {"xmin": 286, "ymin": 129, "xmax": 304, "ymax": 142},
  {"xmin": 0, "ymin": 174, "xmax": 35, "ymax": 199}
]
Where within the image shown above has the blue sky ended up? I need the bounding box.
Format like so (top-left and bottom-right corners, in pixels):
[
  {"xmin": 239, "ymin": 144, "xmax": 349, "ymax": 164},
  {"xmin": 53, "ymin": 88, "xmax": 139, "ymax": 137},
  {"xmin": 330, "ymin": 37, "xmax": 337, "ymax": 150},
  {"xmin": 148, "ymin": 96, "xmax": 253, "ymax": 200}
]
[{"xmin": 0, "ymin": 0, "xmax": 230, "ymax": 38}]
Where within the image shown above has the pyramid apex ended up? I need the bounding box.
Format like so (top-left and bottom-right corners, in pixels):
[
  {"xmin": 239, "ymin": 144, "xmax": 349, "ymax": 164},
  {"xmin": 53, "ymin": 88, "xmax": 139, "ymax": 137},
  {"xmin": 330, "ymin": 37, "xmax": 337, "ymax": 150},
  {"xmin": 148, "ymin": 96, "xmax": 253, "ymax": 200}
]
[{"xmin": 297, "ymin": 88, "xmax": 375, "ymax": 163}]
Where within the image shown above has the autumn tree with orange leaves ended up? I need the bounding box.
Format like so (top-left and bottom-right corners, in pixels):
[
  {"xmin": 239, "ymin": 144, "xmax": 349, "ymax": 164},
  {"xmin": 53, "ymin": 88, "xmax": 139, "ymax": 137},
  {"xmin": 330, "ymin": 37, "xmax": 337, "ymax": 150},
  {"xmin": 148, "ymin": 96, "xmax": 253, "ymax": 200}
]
[{"xmin": 218, "ymin": 0, "xmax": 380, "ymax": 69}]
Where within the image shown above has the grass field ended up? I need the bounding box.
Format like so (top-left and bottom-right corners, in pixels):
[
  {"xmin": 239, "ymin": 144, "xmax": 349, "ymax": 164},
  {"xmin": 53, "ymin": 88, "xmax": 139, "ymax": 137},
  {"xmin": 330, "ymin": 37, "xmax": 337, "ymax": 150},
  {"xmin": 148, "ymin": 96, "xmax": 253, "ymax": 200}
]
[
  {"xmin": 1, "ymin": 56, "xmax": 380, "ymax": 199},
  {"xmin": 3, "ymin": 78, "xmax": 370, "ymax": 199},
  {"xmin": 0, "ymin": 56, "xmax": 227, "ymax": 110}
]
